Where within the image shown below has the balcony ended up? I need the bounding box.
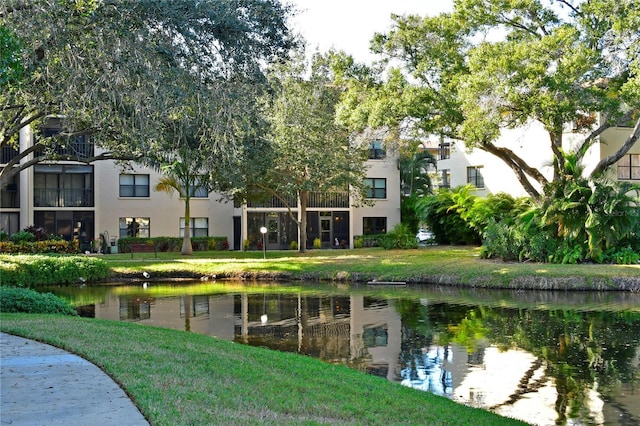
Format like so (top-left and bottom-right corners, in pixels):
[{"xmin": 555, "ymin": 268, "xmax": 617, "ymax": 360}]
[
  {"xmin": 247, "ymin": 194, "xmax": 297, "ymax": 208},
  {"xmin": 307, "ymin": 192, "xmax": 349, "ymax": 208},
  {"xmin": 34, "ymin": 188, "xmax": 94, "ymax": 207},
  {"xmin": 1, "ymin": 145, "xmax": 19, "ymax": 164},
  {"xmin": 33, "ymin": 137, "xmax": 94, "ymax": 159},
  {"xmin": 246, "ymin": 192, "xmax": 349, "ymax": 209}
]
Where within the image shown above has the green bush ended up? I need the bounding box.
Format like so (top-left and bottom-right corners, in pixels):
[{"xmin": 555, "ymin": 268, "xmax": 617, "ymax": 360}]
[
  {"xmin": 0, "ymin": 239, "xmax": 79, "ymax": 254},
  {"xmin": 10, "ymin": 230, "xmax": 35, "ymax": 243},
  {"xmin": 0, "ymin": 287, "xmax": 77, "ymax": 315},
  {"xmin": 378, "ymin": 223, "xmax": 418, "ymax": 250},
  {"xmin": 290, "ymin": 240, "xmax": 299, "ymax": 250},
  {"xmin": 0, "ymin": 255, "xmax": 109, "ymax": 287}
]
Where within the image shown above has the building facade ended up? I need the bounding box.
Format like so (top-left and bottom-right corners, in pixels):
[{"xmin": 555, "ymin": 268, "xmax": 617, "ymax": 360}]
[
  {"xmin": 1, "ymin": 128, "xmax": 401, "ymax": 250},
  {"xmin": 435, "ymin": 121, "xmax": 639, "ymax": 196}
]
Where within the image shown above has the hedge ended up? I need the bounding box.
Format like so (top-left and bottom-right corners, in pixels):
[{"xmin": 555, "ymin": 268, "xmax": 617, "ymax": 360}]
[
  {"xmin": 117, "ymin": 236, "xmax": 228, "ymax": 253},
  {"xmin": 0, "ymin": 255, "xmax": 110, "ymax": 287}
]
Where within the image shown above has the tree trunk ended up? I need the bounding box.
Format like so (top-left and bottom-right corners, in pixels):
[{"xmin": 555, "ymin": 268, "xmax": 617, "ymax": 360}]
[
  {"xmin": 298, "ymin": 190, "xmax": 308, "ymax": 253},
  {"xmin": 182, "ymin": 196, "xmax": 193, "ymax": 255}
]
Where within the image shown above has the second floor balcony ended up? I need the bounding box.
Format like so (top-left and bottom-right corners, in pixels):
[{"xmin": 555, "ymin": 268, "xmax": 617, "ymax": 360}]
[
  {"xmin": 246, "ymin": 191, "xmax": 350, "ymax": 209},
  {"xmin": 34, "ymin": 188, "xmax": 94, "ymax": 208}
]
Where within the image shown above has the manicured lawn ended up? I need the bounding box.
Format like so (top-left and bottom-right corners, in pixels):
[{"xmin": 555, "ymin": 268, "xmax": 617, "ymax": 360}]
[
  {"xmin": 0, "ymin": 314, "xmax": 528, "ymax": 426},
  {"xmin": 104, "ymin": 246, "xmax": 640, "ymax": 290}
]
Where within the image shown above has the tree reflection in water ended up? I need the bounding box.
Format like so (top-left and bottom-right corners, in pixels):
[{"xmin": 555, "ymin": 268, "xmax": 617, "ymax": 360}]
[{"xmin": 56, "ymin": 283, "xmax": 640, "ymax": 425}]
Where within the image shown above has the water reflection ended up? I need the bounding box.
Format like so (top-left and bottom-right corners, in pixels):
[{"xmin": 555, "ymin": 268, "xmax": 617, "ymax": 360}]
[{"xmin": 49, "ymin": 282, "xmax": 640, "ymax": 426}]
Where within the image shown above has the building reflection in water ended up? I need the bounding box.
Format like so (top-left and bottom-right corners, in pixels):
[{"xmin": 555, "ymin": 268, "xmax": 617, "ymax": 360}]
[{"xmin": 91, "ymin": 290, "xmax": 639, "ymax": 426}]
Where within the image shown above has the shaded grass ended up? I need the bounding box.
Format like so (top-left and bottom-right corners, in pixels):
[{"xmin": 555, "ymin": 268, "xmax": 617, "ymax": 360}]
[
  {"xmin": 104, "ymin": 246, "xmax": 640, "ymax": 289},
  {"xmin": 1, "ymin": 314, "xmax": 528, "ymax": 426}
]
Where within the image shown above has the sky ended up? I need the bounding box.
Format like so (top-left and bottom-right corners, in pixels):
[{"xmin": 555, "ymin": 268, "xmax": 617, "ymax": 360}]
[{"xmin": 289, "ymin": 0, "xmax": 454, "ymax": 63}]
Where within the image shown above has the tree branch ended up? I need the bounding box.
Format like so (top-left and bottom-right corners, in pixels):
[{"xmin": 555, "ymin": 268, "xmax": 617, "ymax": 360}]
[
  {"xmin": 589, "ymin": 117, "xmax": 640, "ymax": 178},
  {"xmin": 480, "ymin": 140, "xmax": 548, "ymax": 200}
]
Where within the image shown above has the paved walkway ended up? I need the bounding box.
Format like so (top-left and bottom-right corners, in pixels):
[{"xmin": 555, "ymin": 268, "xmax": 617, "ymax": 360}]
[{"xmin": 1, "ymin": 333, "xmax": 149, "ymax": 426}]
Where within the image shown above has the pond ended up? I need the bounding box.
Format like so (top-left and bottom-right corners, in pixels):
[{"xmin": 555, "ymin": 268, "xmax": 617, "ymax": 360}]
[{"xmin": 45, "ymin": 281, "xmax": 640, "ymax": 426}]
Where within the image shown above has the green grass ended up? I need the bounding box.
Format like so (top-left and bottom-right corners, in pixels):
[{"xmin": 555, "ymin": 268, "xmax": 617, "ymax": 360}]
[
  {"xmin": 104, "ymin": 246, "xmax": 640, "ymax": 290},
  {"xmin": 1, "ymin": 314, "xmax": 528, "ymax": 426}
]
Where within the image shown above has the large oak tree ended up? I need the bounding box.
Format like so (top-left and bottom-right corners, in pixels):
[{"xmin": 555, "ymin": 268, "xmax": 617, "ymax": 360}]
[
  {"xmin": 0, "ymin": 0, "xmax": 294, "ymax": 189},
  {"xmin": 336, "ymin": 0, "xmax": 639, "ymax": 200}
]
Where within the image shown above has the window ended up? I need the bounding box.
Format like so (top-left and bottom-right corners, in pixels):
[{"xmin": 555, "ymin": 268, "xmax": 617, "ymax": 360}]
[
  {"xmin": 364, "ymin": 178, "xmax": 386, "ymax": 199},
  {"xmin": 119, "ymin": 217, "xmax": 150, "ymax": 238},
  {"xmin": 1, "ymin": 174, "xmax": 19, "ymax": 208},
  {"xmin": 1, "ymin": 212, "xmax": 19, "ymax": 235},
  {"xmin": 439, "ymin": 142, "xmax": 450, "ymax": 160},
  {"xmin": 441, "ymin": 169, "xmax": 451, "ymax": 189},
  {"xmin": 180, "ymin": 217, "xmax": 209, "ymax": 237},
  {"xmin": 34, "ymin": 165, "xmax": 94, "ymax": 207},
  {"xmin": 617, "ymin": 154, "xmax": 640, "ymax": 180},
  {"xmin": 467, "ymin": 166, "xmax": 484, "ymax": 188},
  {"xmin": 119, "ymin": 174, "xmax": 149, "ymax": 197},
  {"xmin": 363, "ymin": 217, "xmax": 387, "ymax": 235},
  {"xmin": 368, "ymin": 140, "xmax": 386, "ymax": 159},
  {"xmin": 190, "ymin": 186, "xmax": 209, "ymax": 198}
]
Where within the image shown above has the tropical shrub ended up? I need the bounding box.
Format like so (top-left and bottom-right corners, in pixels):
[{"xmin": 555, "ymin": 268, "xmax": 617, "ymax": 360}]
[
  {"xmin": 0, "ymin": 287, "xmax": 77, "ymax": 315},
  {"xmin": 481, "ymin": 160, "xmax": 640, "ymax": 264},
  {"xmin": 416, "ymin": 186, "xmax": 481, "ymax": 245}
]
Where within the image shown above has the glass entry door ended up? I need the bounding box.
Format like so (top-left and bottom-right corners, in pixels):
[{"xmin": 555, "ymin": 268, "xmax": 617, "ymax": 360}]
[
  {"xmin": 266, "ymin": 215, "xmax": 279, "ymax": 248},
  {"xmin": 320, "ymin": 212, "xmax": 332, "ymax": 247}
]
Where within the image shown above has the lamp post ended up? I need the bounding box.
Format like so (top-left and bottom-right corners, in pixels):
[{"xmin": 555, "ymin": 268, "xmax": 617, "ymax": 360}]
[{"xmin": 260, "ymin": 226, "xmax": 267, "ymax": 259}]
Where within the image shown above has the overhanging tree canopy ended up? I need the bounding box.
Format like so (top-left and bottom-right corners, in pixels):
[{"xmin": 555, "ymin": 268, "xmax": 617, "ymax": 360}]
[
  {"xmin": 0, "ymin": 0, "xmax": 294, "ymax": 188},
  {"xmin": 336, "ymin": 0, "xmax": 639, "ymax": 200}
]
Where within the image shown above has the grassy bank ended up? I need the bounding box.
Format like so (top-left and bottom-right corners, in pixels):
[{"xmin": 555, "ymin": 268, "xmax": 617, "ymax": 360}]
[
  {"xmin": 104, "ymin": 246, "xmax": 640, "ymax": 290},
  {"xmin": 0, "ymin": 314, "xmax": 527, "ymax": 426}
]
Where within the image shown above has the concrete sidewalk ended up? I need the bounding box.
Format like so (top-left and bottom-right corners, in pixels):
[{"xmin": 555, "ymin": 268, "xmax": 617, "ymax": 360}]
[{"xmin": 1, "ymin": 333, "xmax": 149, "ymax": 426}]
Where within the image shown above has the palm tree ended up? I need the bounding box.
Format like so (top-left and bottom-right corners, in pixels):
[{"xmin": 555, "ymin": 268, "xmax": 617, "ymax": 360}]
[
  {"xmin": 399, "ymin": 150, "xmax": 437, "ymax": 197},
  {"xmin": 154, "ymin": 163, "xmax": 202, "ymax": 255},
  {"xmin": 399, "ymin": 149, "xmax": 437, "ymax": 232}
]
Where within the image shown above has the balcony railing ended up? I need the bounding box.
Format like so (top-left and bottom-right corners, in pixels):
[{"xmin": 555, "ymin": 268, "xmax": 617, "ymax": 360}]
[
  {"xmin": 247, "ymin": 194, "xmax": 297, "ymax": 208},
  {"xmin": 1, "ymin": 145, "xmax": 19, "ymax": 164},
  {"xmin": 246, "ymin": 192, "xmax": 350, "ymax": 209},
  {"xmin": 34, "ymin": 188, "xmax": 94, "ymax": 207},
  {"xmin": 33, "ymin": 138, "xmax": 94, "ymax": 159},
  {"xmin": 308, "ymin": 191, "xmax": 349, "ymax": 208}
]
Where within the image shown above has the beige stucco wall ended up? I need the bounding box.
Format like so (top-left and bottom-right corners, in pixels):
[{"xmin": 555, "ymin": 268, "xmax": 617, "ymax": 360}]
[
  {"xmin": 438, "ymin": 122, "xmax": 637, "ymax": 197},
  {"xmin": 94, "ymin": 160, "xmax": 234, "ymax": 242},
  {"xmin": 350, "ymin": 155, "xmax": 402, "ymax": 236}
]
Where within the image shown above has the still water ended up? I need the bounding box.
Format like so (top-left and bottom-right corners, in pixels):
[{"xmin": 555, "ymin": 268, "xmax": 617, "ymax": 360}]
[{"xmin": 47, "ymin": 281, "xmax": 640, "ymax": 426}]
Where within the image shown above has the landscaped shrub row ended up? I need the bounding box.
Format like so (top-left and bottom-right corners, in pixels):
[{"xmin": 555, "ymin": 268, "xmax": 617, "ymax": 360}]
[
  {"xmin": 0, "ymin": 239, "xmax": 79, "ymax": 254},
  {"xmin": 0, "ymin": 286, "xmax": 77, "ymax": 315},
  {"xmin": 0, "ymin": 255, "xmax": 110, "ymax": 287},
  {"xmin": 117, "ymin": 236, "xmax": 229, "ymax": 253}
]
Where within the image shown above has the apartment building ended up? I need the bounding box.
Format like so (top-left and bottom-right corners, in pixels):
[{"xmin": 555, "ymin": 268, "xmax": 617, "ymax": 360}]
[
  {"xmin": 1, "ymin": 127, "xmax": 400, "ymax": 250},
  {"xmin": 436, "ymin": 121, "xmax": 639, "ymax": 196}
]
